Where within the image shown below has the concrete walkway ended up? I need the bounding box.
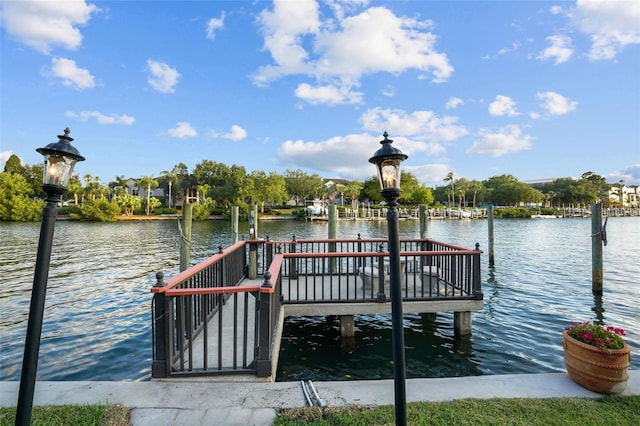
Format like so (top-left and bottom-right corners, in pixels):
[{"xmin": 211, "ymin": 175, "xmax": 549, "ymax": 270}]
[{"xmin": 1, "ymin": 371, "xmax": 638, "ymax": 425}]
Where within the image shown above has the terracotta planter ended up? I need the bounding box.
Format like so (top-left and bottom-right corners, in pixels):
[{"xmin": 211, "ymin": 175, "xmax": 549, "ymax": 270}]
[{"xmin": 563, "ymin": 329, "xmax": 631, "ymax": 394}]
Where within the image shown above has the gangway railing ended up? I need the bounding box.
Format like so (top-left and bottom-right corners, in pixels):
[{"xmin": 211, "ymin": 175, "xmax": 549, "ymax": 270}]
[{"xmin": 150, "ymin": 237, "xmax": 482, "ymax": 379}]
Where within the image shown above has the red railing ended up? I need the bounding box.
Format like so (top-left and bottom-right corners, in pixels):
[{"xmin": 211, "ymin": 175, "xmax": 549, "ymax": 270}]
[{"xmin": 151, "ymin": 237, "xmax": 482, "ymax": 378}]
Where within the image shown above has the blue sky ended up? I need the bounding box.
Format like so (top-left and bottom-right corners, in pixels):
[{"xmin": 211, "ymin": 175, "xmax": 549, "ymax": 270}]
[{"xmin": 1, "ymin": 0, "xmax": 639, "ymax": 187}]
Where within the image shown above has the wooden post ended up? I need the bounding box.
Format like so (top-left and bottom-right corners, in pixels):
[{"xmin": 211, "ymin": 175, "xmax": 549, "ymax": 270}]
[
  {"xmin": 180, "ymin": 203, "xmax": 193, "ymax": 272},
  {"xmin": 591, "ymin": 203, "xmax": 604, "ymax": 296},
  {"xmin": 231, "ymin": 206, "xmax": 239, "ymax": 244},
  {"xmin": 328, "ymin": 205, "xmax": 337, "ymax": 273},
  {"xmin": 487, "ymin": 205, "xmax": 495, "ymax": 267},
  {"xmin": 419, "ymin": 205, "xmax": 428, "ymax": 238}
]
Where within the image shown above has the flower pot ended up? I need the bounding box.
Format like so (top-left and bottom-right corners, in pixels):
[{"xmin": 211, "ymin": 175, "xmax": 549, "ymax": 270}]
[{"xmin": 563, "ymin": 329, "xmax": 631, "ymax": 394}]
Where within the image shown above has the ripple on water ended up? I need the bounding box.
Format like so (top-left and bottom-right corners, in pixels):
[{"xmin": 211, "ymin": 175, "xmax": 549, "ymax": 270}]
[{"xmin": 1, "ymin": 218, "xmax": 638, "ymax": 382}]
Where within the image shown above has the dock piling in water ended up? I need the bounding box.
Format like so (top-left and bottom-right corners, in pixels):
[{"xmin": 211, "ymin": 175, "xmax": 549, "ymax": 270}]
[{"xmin": 591, "ymin": 203, "xmax": 604, "ymax": 295}]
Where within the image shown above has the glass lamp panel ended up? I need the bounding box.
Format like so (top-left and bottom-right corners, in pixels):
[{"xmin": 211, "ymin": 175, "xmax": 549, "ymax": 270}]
[
  {"xmin": 379, "ymin": 159, "xmax": 400, "ymax": 190},
  {"xmin": 43, "ymin": 154, "xmax": 76, "ymax": 187}
]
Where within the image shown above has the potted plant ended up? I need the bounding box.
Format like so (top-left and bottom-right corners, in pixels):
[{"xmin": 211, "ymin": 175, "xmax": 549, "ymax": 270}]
[{"xmin": 563, "ymin": 322, "xmax": 631, "ymax": 394}]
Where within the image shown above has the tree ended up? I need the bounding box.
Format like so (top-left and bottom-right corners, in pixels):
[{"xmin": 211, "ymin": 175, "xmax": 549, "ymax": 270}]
[
  {"xmin": 137, "ymin": 176, "xmax": 158, "ymax": 215},
  {"xmin": 408, "ymin": 186, "xmax": 434, "ymax": 205},
  {"xmin": 0, "ymin": 171, "xmax": 44, "ymax": 221},
  {"xmin": 70, "ymin": 199, "xmax": 121, "ymax": 221},
  {"xmin": 108, "ymin": 175, "xmax": 128, "ymax": 202},
  {"xmin": 284, "ymin": 169, "xmax": 323, "ymax": 205},
  {"xmin": 344, "ymin": 181, "xmax": 363, "ymax": 208},
  {"xmin": 3, "ymin": 154, "xmax": 22, "ymax": 174},
  {"xmin": 443, "ymin": 172, "xmax": 454, "ymax": 206},
  {"xmin": 118, "ymin": 194, "xmax": 142, "ymax": 216},
  {"xmin": 360, "ymin": 176, "xmax": 384, "ymax": 203},
  {"xmin": 467, "ymin": 180, "xmax": 483, "ymax": 208},
  {"xmin": 398, "ymin": 171, "xmax": 420, "ymax": 204},
  {"xmin": 250, "ymin": 171, "xmax": 288, "ymax": 212},
  {"xmin": 159, "ymin": 170, "xmax": 178, "ymax": 208},
  {"xmin": 483, "ymin": 174, "xmax": 543, "ymax": 206},
  {"xmin": 66, "ymin": 175, "xmax": 83, "ymax": 205}
]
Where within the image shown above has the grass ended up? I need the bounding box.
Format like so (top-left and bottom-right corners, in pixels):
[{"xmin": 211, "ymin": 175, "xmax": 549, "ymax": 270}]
[
  {"xmin": 275, "ymin": 396, "xmax": 640, "ymax": 426},
  {"xmin": 0, "ymin": 404, "xmax": 129, "ymax": 426},
  {"xmin": 1, "ymin": 396, "xmax": 637, "ymax": 425}
]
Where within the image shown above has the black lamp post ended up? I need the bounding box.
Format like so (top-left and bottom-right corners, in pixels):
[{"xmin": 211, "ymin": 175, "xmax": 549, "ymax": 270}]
[
  {"xmin": 369, "ymin": 131, "xmax": 408, "ymax": 426},
  {"xmin": 16, "ymin": 128, "xmax": 85, "ymax": 425}
]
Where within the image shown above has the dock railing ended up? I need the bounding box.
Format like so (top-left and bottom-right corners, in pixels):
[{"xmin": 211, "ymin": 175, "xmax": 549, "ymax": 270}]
[{"xmin": 150, "ymin": 236, "xmax": 482, "ymax": 379}]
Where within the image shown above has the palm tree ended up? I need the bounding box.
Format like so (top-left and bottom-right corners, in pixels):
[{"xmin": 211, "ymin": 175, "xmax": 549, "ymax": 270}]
[
  {"xmin": 443, "ymin": 172, "xmax": 454, "ymax": 207},
  {"xmin": 138, "ymin": 175, "xmax": 159, "ymax": 215},
  {"xmin": 160, "ymin": 170, "xmax": 178, "ymax": 208}
]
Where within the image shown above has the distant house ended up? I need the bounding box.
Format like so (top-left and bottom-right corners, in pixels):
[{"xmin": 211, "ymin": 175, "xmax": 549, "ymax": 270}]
[
  {"xmin": 606, "ymin": 184, "xmax": 639, "ymax": 208},
  {"xmin": 125, "ymin": 178, "xmax": 166, "ymax": 203}
]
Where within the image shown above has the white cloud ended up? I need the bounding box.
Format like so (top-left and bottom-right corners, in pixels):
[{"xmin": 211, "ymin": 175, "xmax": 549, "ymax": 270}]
[
  {"xmin": 537, "ymin": 35, "xmax": 573, "ymax": 64},
  {"xmin": 206, "ymin": 12, "xmax": 225, "ymax": 40},
  {"xmin": 404, "ymin": 163, "xmax": 453, "ymax": 186},
  {"xmin": 550, "ymin": 5, "xmax": 564, "ymax": 15},
  {"xmin": 569, "ymin": 0, "xmax": 640, "ymax": 60},
  {"xmin": 254, "ymin": 1, "xmax": 453, "ymax": 105},
  {"xmin": 147, "ymin": 59, "xmax": 181, "ymax": 93},
  {"xmin": 278, "ymin": 133, "xmax": 378, "ymax": 180},
  {"xmin": 46, "ymin": 57, "xmax": 95, "ymax": 89},
  {"xmin": 295, "ymin": 83, "xmax": 363, "ymax": 105},
  {"xmin": 607, "ymin": 164, "xmax": 640, "ymax": 185},
  {"xmin": 466, "ymin": 125, "xmax": 533, "ymax": 157},
  {"xmin": 488, "ymin": 95, "xmax": 519, "ymax": 117},
  {"xmin": 66, "ymin": 110, "xmax": 135, "ymax": 125},
  {"xmin": 360, "ymin": 107, "xmax": 468, "ymax": 143},
  {"xmin": 222, "ymin": 125, "xmax": 248, "ymax": 141},
  {"xmin": 445, "ymin": 97, "xmax": 464, "ymax": 110},
  {"xmin": 536, "ymin": 91, "xmax": 578, "ymax": 115},
  {"xmin": 0, "ymin": 151, "xmax": 14, "ymax": 171},
  {"xmin": 0, "ymin": 0, "xmax": 99, "ymax": 54},
  {"xmin": 168, "ymin": 122, "xmax": 197, "ymax": 138}
]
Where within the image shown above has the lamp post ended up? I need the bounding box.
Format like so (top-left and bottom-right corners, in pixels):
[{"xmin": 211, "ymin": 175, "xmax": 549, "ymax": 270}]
[
  {"xmin": 369, "ymin": 132, "xmax": 408, "ymax": 426},
  {"xmin": 16, "ymin": 128, "xmax": 85, "ymax": 425}
]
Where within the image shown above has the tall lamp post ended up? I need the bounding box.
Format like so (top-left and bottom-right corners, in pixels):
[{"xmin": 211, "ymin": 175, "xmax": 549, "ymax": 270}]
[
  {"xmin": 16, "ymin": 129, "xmax": 85, "ymax": 425},
  {"xmin": 369, "ymin": 132, "xmax": 408, "ymax": 426}
]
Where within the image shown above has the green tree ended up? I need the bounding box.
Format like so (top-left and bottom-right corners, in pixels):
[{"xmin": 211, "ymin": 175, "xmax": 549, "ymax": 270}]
[
  {"xmin": 108, "ymin": 175, "xmax": 128, "ymax": 202},
  {"xmin": 398, "ymin": 171, "xmax": 420, "ymax": 204},
  {"xmin": 137, "ymin": 176, "xmax": 159, "ymax": 215},
  {"xmin": 3, "ymin": 154, "xmax": 22, "ymax": 174},
  {"xmin": 250, "ymin": 171, "xmax": 288, "ymax": 212},
  {"xmin": 344, "ymin": 181, "xmax": 363, "ymax": 208},
  {"xmin": 118, "ymin": 194, "xmax": 142, "ymax": 216},
  {"xmin": 67, "ymin": 175, "xmax": 83, "ymax": 205},
  {"xmin": 408, "ymin": 186, "xmax": 434, "ymax": 205},
  {"xmin": 360, "ymin": 176, "xmax": 384, "ymax": 203},
  {"xmin": 483, "ymin": 174, "xmax": 543, "ymax": 206},
  {"xmin": 284, "ymin": 169, "xmax": 323, "ymax": 205},
  {"xmin": 70, "ymin": 199, "xmax": 121, "ymax": 221},
  {"xmin": 159, "ymin": 170, "xmax": 178, "ymax": 208},
  {"xmin": 443, "ymin": 172, "xmax": 454, "ymax": 206},
  {"xmin": 0, "ymin": 171, "xmax": 44, "ymax": 221}
]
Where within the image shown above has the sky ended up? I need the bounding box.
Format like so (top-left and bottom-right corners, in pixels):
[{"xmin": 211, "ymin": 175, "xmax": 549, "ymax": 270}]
[{"xmin": 1, "ymin": 0, "xmax": 639, "ymax": 188}]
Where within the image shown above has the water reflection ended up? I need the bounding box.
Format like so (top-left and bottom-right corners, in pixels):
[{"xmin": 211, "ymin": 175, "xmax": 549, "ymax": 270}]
[
  {"xmin": 592, "ymin": 295, "xmax": 605, "ymax": 324},
  {"xmin": 276, "ymin": 313, "xmax": 482, "ymax": 381},
  {"xmin": 1, "ymin": 217, "xmax": 638, "ymax": 382}
]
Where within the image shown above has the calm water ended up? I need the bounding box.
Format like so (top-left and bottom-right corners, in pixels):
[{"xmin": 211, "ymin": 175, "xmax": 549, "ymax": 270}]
[{"xmin": 1, "ymin": 217, "xmax": 638, "ymax": 382}]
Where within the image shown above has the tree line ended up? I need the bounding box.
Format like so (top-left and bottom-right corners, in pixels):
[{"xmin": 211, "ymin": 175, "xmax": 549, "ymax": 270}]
[{"xmin": 1, "ymin": 153, "xmax": 616, "ymax": 222}]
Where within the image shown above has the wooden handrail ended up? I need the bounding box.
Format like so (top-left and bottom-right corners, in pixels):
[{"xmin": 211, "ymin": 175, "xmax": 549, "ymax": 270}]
[{"xmin": 151, "ymin": 240, "xmax": 246, "ymax": 293}]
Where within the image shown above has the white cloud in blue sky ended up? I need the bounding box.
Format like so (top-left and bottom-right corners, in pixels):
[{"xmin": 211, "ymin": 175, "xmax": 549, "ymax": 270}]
[{"xmin": 1, "ymin": 0, "xmax": 638, "ymax": 185}]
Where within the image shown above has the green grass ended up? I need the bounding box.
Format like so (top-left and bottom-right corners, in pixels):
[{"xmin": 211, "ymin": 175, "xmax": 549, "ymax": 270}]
[
  {"xmin": 275, "ymin": 396, "xmax": 640, "ymax": 426},
  {"xmin": 1, "ymin": 396, "xmax": 637, "ymax": 425},
  {"xmin": 0, "ymin": 404, "xmax": 129, "ymax": 426}
]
